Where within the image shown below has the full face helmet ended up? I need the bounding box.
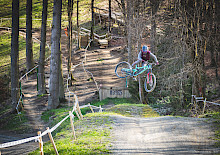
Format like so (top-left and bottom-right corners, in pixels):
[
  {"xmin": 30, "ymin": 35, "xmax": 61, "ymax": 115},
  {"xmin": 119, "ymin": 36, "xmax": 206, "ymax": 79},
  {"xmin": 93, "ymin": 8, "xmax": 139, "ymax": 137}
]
[{"xmin": 142, "ymin": 45, "xmax": 148, "ymax": 52}]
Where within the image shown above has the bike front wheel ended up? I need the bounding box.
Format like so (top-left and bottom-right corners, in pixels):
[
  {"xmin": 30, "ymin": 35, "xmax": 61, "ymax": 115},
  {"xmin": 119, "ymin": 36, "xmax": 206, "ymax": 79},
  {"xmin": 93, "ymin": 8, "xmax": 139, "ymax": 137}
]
[
  {"xmin": 144, "ymin": 73, "xmax": 156, "ymax": 92},
  {"xmin": 115, "ymin": 61, "xmax": 132, "ymax": 78}
]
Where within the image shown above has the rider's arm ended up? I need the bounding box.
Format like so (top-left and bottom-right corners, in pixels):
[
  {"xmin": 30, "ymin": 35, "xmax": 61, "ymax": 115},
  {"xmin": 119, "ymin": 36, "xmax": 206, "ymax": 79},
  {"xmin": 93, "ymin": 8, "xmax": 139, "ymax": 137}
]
[
  {"xmin": 150, "ymin": 52, "xmax": 159, "ymax": 64},
  {"xmin": 138, "ymin": 51, "xmax": 142, "ymax": 60}
]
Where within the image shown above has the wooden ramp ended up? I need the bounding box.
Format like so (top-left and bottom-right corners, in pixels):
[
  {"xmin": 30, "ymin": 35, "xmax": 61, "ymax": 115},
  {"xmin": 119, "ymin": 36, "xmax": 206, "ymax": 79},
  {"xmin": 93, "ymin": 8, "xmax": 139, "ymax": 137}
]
[
  {"xmin": 97, "ymin": 39, "xmax": 108, "ymax": 48},
  {"xmin": 99, "ymin": 86, "xmax": 131, "ymax": 101}
]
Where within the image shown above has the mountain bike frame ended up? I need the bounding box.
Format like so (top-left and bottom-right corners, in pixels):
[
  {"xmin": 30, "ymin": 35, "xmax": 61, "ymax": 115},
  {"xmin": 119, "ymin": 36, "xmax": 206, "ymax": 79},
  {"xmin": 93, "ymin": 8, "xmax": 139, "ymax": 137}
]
[{"xmin": 121, "ymin": 63, "xmax": 154, "ymax": 77}]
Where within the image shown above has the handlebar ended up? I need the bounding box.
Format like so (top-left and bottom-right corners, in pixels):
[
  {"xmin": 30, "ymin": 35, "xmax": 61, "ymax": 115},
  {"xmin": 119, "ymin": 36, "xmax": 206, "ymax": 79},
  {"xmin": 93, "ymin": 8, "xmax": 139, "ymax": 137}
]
[
  {"xmin": 143, "ymin": 62, "xmax": 158, "ymax": 67},
  {"xmin": 141, "ymin": 60, "xmax": 159, "ymax": 66}
]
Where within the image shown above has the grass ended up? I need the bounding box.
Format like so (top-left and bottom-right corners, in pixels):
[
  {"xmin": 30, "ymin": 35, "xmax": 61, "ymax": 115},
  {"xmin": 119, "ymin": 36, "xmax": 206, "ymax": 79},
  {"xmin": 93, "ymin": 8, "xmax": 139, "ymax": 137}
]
[
  {"xmin": 28, "ymin": 98, "xmax": 159, "ymax": 154},
  {"xmin": 0, "ymin": 32, "xmax": 50, "ymax": 75},
  {"xmin": 30, "ymin": 112, "xmax": 112, "ymax": 155},
  {"xmin": 202, "ymin": 112, "xmax": 220, "ymax": 147},
  {"xmin": 0, "ymin": 111, "xmax": 30, "ymax": 133}
]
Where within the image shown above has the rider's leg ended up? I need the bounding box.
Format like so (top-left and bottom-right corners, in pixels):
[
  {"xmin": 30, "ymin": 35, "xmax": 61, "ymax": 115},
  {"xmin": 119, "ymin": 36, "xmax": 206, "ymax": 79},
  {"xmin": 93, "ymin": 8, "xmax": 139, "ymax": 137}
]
[{"xmin": 142, "ymin": 61, "xmax": 148, "ymax": 67}]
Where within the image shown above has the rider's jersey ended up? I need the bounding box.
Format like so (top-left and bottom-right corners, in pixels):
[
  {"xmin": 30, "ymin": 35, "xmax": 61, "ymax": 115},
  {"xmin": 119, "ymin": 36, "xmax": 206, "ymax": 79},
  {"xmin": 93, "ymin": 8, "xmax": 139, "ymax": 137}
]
[
  {"xmin": 137, "ymin": 50, "xmax": 158, "ymax": 63},
  {"xmin": 141, "ymin": 50, "xmax": 151, "ymax": 61}
]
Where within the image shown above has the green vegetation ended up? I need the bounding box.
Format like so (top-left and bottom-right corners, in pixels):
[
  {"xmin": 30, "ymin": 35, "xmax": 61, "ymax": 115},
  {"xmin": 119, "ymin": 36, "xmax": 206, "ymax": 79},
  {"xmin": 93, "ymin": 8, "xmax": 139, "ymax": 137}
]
[
  {"xmin": 0, "ymin": 111, "xmax": 29, "ymax": 133},
  {"xmin": 30, "ymin": 112, "xmax": 112, "ymax": 155},
  {"xmin": 28, "ymin": 98, "xmax": 159, "ymax": 154},
  {"xmin": 202, "ymin": 112, "xmax": 220, "ymax": 147},
  {"xmin": 0, "ymin": 32, "xmax": 42, "ymax": 69},
  {"xmin": 107, "ymin": 103, "xmax": 159, "ymax": 117},
  {"xmin": 91, "ymin": 98, "xmax": 137, "ymax": 106}
]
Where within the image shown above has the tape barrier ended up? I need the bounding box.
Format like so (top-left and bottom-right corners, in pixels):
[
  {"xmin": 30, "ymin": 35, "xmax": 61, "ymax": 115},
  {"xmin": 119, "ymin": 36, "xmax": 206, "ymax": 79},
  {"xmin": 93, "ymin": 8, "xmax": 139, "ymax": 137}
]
[
  {"xmin": 206, "ymin": 101, "xmax": 220, "ymax": 106},
  {"xmin": 16, "ymin": 94, "xmax": 23, "ymax": 114},
  {"xmin": 0, "ymin": 93, "xmax": 100, "ymax": 148},
  {"xmin": 192, "ymin": 95, "xmax": 220, "ymax": 106},
  {"xmin": 49, "ymin": 115, "xmax": 70, "ymax": 133},
  {"xmin": 0, "ymin": 113, "xmax": 71, "ymax": 149},
  {"xmin": 0, "ymin": 135, "xmax": 39, "ymax": 149}
]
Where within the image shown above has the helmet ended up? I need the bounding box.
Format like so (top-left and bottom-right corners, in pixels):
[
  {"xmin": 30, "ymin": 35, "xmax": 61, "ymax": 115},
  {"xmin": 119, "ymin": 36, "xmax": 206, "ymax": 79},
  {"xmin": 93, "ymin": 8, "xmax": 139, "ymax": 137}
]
[{"xmin": 142, "ymin": 45, "xmax": 148, "ymax": 52}]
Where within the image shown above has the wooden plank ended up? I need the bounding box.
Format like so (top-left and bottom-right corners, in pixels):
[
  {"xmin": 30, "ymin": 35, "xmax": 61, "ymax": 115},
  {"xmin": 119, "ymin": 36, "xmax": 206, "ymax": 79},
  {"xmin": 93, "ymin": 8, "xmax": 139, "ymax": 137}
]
[{"xmin": 99, "ymin": 86, "xmax": 131, "ymax": 100}]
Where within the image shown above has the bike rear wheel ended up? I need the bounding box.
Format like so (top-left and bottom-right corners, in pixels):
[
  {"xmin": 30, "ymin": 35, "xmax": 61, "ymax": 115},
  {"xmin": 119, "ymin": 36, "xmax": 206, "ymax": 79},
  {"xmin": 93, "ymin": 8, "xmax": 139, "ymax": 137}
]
[
  {"xmin": 115, "ymin": 61, "xmax": 132, "ymax": 78},
  {"xmin": 144, "ymin": 73, "xmax": 156, "ymax": 92}
]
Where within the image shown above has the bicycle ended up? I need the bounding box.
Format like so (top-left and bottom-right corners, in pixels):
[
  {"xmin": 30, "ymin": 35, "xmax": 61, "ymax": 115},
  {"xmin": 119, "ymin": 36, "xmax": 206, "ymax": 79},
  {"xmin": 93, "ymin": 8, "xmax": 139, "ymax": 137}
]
[{"xmin": 115, "ymin": 61, "xmax": 157, "ymax": 92}]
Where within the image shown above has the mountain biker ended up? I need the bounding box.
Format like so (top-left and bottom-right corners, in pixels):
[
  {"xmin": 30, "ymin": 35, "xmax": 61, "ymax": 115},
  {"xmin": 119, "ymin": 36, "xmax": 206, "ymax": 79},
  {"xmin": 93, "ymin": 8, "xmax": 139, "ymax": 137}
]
[
  {"xmin": 132, "ymin": 45, "xmax": 159, "ymax": 68},
  {"xmin": 131, "ymin": 45, "xmax": 159, "ymax": 80}
]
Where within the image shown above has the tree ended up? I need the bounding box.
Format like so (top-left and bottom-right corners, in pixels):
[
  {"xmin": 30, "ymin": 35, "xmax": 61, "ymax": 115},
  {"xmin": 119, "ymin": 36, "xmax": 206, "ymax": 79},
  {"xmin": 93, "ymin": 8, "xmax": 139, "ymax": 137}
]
[
  {"xmin": 77, "ymin": 0, "xmax": 80, "ymax": 48},
  {"xmin": 11, "ymin": 0, "xmax": 19, "ymax": 110},
  {"xmin": 150, "ymin": 0, "xmax": 161, "ymax": 53},
  {"xmin": 26, "ymin": 0, "xmax": 34, "ymax": 71},
  {"xmin": 38, "ymin": 0, "xmax": 48, "ymax": 95},
  {"xmin": 126, "ymin": 0, "xmax": 133, "ymax": 64},
  {"xmin": 48, "ymin": 0, "xmax": 62, "ymax": 110},
  {"xmin": 90, "ymin": 0, "xmax": 94, "ymax": 40},
  {"xmin": 67, "ymin": 0, "xmax": 73, "ymax": 73},
  {"xmin": 108, "ymin": 0, "xmax": 111, "ymax": 33}
]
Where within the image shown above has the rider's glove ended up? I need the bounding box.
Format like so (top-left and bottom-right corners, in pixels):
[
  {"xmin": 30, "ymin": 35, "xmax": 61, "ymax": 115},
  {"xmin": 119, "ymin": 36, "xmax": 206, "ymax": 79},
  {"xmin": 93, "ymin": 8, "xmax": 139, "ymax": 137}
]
[{"xmin": 156, "ymin": 62, "xmax": 159, "ymax": 65}]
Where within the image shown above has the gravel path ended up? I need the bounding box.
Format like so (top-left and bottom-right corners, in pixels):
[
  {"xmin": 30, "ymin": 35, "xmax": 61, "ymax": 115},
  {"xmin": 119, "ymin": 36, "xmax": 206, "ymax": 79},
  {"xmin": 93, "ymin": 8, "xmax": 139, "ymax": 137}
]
[{"xmin": 110, "ymin": 115, "xmax": 220, "ymax": 155}]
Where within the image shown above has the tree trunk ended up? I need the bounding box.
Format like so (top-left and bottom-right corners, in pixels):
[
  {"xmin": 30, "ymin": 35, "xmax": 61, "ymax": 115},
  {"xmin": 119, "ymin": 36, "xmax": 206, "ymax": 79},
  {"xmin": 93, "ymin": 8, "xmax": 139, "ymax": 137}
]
[
  {"xmin": 90, "ymin": 0, "xmax": 94, "ymax": 40},
  {"xmin": 11, "ymin": 0, "xmax": 19, "ymax": 110},
  {"xmin": 38, "ymin": 0, "xmax": 48, "ymax": 95},
  {"xmin": 77, "ymin": 0, "xmax": 80, "ymax": 48},
  {"xmin": 26, "ymin": 0, "xmax": 34, "ymax": 71},
  {"xmin": 108, "ymin": 0, "xmax": 111, "ymax": 33},
  {"xmin": 59, "ymin": 53, "xmax": 65, "ymax": 102},
  {"xmin": 67, "ymin": 0, "xmax": 73, "ymax": 73},
  {"xmin": 127, "ymin": 0, "xmax": 133, "ymax": 64},
  {"xmin": 48, "ymin": 0, "xmax": 62, "ymax": 110},
  {"xmin": 150, "ymin": 0, "xmax": 160, "ymax": 53}
]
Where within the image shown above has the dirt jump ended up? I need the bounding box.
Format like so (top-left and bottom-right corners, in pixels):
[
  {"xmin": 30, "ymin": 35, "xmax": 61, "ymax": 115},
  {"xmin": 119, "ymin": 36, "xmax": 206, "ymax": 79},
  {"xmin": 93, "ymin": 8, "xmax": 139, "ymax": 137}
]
[{"xmin": 110, "ymin": 115, "xmax": 220, "ymax": 154}]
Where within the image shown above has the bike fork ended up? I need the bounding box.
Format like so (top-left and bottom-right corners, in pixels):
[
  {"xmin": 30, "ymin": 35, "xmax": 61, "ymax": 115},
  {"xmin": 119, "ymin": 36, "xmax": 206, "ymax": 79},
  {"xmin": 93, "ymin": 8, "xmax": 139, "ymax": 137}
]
[{"xmin": 147, "ymin": 72, "xmax": 152, "ymax": 84}]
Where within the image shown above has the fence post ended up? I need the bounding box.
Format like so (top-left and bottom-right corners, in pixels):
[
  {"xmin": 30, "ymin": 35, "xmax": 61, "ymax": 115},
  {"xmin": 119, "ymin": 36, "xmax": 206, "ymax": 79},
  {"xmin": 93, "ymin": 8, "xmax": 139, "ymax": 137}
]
[
  {"xmin": 37, "ymin": 67, "xmax": 39, "ymax": 92},
  {"xmin": 99, "ymin": 105, "xmax": 102, "ymax": 112},
  {"xmin": 37, "ymin": 131, "xmax": 44, "ymax": 155},
  {"xmin": 88, "ymin": 103, "xmax": 94, "ymax": 113},
  {"xmin": 19, "ymin": 82, "xmax": 24, "ymax": 111},
  {"xmin": 77, "ymin": 104, "xmax": 83, "ymax": 120},
  {"xmin": 46, "ymin": 127, "xmax": 59, "ymax": 155},
  {"xmin": 74, "ymin": 109, "xmax": 81, "ymax": 120},
  {"xmin": 202, "ymin": 98, "xmax": 207, "ymax": 114},
  {"xmin": 69, "ymin": 111, "xmax": 77, "ymax": 140}
]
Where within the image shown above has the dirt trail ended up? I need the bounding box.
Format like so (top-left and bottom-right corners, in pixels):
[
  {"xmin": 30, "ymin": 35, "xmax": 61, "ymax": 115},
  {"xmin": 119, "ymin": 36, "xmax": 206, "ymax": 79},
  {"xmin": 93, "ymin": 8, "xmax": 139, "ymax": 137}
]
[
  {"xmin": 70, "ymin": 46, "xmax": 126, "ymax": 105},
  {"xmin": 110, "ymin": 115, "xmax": 220, "ymax": 154}
]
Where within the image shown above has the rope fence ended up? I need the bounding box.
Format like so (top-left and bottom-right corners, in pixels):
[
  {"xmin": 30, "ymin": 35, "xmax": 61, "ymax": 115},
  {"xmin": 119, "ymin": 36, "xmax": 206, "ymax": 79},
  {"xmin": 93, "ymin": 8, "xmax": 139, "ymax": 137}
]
[
  {"xmin": 191, "ymin": 95, "xmax": 220, "ymax": 115},
  {"xmin": 0, "ymin": 101, "xmax": 103, "ymax": 153}
]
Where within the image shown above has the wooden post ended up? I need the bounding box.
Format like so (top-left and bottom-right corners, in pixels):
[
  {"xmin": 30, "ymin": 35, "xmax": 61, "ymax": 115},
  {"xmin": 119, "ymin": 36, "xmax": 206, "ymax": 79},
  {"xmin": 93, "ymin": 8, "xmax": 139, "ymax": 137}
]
[
  {"xmin": 99, "ymin": 105, "xmax": 102, "ymax": 112},
  {"xmin": 46, "ymin": 127, "xmax": 59, "ymax": 155},
  {"xmin": 69, "ymin": 111, "xmax": 77, "ymax": 139},
  {"xmin": 37, "ymin": 131, "xmax": 44, "ymax": 155},
  {"xmin": 202, "ymin": 98, "xmax": 207, "ymax": 114},
  {"xmin": 88, "ymin": 103, "xmax": 94, "ymax": 113},
  {"xmin": 74, "ymin": 109, "xmax": 81, "ymax": 120},
  {"xmin": 77, "ymin": 104, "xmax": 83, "ymax": 120}
]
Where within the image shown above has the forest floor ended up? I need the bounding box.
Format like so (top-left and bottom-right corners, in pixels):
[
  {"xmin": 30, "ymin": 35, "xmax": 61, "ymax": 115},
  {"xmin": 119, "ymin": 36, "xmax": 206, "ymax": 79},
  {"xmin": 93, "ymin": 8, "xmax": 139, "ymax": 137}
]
[{"xmin": 0, "ymin": 29, "xmax": 220, "ymax": 154}]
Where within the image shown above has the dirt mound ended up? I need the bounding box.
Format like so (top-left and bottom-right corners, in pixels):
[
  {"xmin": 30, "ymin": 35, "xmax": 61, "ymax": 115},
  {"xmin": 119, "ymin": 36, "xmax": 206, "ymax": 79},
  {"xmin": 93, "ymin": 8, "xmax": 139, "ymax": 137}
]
[{"xmin": 110, "ymin": 115, "xmax": 220, "ymax": 154}]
